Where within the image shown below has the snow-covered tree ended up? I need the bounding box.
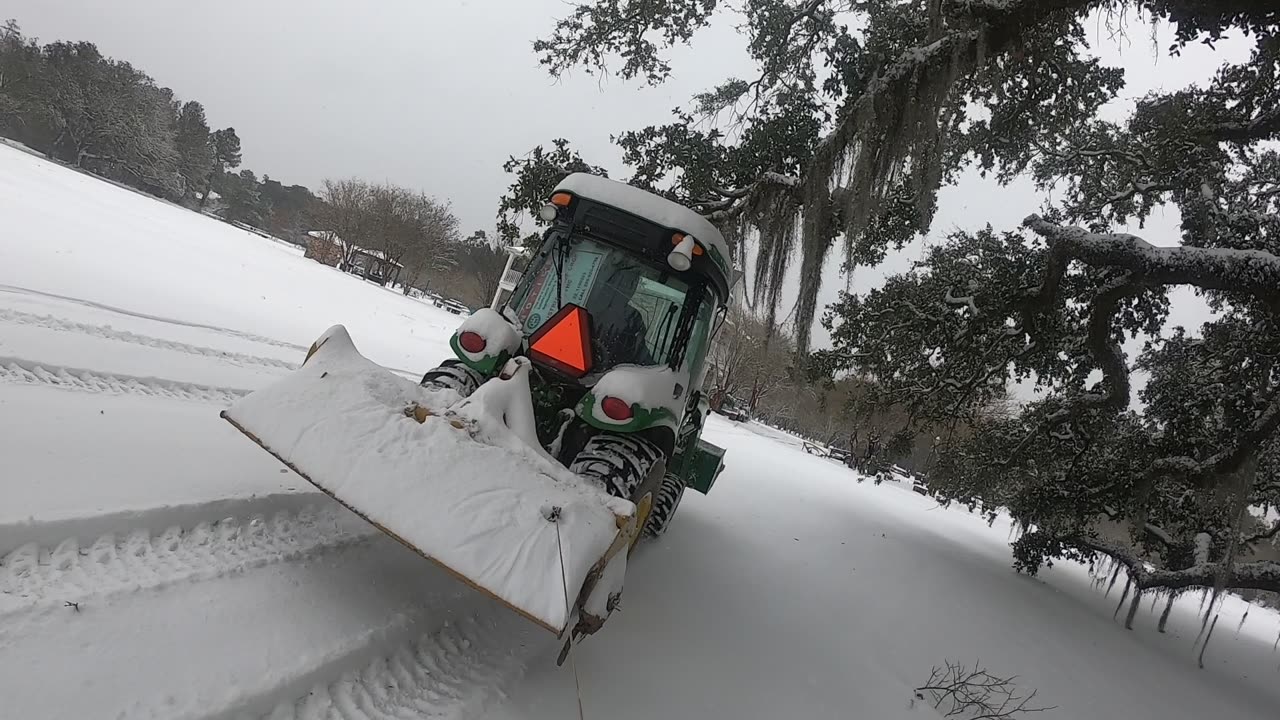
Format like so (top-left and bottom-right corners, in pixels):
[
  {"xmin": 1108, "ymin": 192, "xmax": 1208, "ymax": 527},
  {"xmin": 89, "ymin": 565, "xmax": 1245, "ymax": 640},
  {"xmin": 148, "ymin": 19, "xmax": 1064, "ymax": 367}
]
[
  {"xmin": 817, "ymin": 30, "xmax": 1280, "ymax": 600},
  {"xmin": 211, "ymin": 127, "xmax": 241, "ymax": 172},
  {"xmin": 496, "ymin": 138, "xmax": 608, "ymax": 245},
  {"xmin": 0, "ymin": 31, "xmax": 181, "ymax": 197},
  {"xmin": 217, "ymin": 168, "xmax": 267, "ymax": 226},
  {"xmin": 174, "ymin": 100, "xmax": 214, "ymax": 201},
  {"xmin": 532, "ymin": 1, "xmax": 1280, "ymax": 603},
  {"xmin": 0, "ymin": 23, "xmax": 292, "ymax": 211},
  {"xmin": 532, "ymin": 0, "xmax": 1149, "ymax": 349},
  {"xmin": 0, "ymin": 20, "xmax": 48, "ymax": 138}
]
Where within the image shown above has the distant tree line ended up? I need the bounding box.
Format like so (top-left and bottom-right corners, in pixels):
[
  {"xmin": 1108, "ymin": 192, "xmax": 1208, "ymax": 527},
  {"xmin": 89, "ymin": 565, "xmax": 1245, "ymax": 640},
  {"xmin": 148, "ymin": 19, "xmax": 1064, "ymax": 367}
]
[
  {"xmin": 0, "ymin": 20, "xmax": 508, "ymax": 305},
  {"xmin": 0, "ymin": 22, "xmax": 237, "ymax": 203},
  {"xmin": 0, "ymin": 19, "xmax": 317, "ymax": 239}
]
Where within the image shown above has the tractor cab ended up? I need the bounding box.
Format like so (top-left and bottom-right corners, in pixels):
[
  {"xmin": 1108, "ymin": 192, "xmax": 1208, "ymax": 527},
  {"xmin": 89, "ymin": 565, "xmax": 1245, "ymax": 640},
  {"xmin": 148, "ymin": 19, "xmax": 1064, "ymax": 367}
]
[{"xmin": 508, "ymin": 174, "xmax": 730, "ymax": 387}]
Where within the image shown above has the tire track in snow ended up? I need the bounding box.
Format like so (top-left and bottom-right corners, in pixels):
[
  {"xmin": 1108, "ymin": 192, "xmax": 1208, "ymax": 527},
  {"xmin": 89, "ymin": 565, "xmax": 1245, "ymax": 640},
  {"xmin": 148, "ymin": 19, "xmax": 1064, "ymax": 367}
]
[
  {"xmin": 0, "ymin": 355, "xmax": 250, "ymax": 404},
  {"xmin": 0, "ymin": 282, "xmax": 308, "ymax": 351},
  {"xmin": 260, "ymin": 612, "xmax": 538, "ymax": 720},
  {"xmin": 0, "ymin": 307, "xmax": 300, "ymax": 370},
  {"xmin": 0, "ymin": 504, "xmax": 374, "ymax": 616},
  {"xmin": 0, "ymin": 492, "xmax": 328, "ymax": 558}
]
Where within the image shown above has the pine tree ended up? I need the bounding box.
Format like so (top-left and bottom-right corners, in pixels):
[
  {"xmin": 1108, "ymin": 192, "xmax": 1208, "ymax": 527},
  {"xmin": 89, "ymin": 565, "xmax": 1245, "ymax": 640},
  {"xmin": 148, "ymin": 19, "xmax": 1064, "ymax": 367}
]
[
  {"xmin": 174, "ymin": 100, "xmax": 214, "ymax": 202},
  {"xmin": 200, "ymin": 127, "xmax": 242, "ymax": 207}
]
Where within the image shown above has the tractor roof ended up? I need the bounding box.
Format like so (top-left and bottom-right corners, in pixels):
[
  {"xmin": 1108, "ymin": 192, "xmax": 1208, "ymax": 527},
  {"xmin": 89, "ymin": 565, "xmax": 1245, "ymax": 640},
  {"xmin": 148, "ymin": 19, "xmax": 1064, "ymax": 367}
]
[{"xmin": 554, "ymin": 173, "xmax": 734, "ymax": 276}]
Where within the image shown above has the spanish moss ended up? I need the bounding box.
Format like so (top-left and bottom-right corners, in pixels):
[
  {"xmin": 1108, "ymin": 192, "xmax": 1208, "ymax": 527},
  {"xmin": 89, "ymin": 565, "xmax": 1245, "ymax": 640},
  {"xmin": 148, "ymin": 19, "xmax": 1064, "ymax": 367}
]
[
  {"xmin": 1113, "ymin": 576, "xmax": 1132, "ymax": 620},
  {"xmin": 1198, "ymin": 614, "xmax": 1220, "ymax": 669},
  {"xmin": 1158, "ymin": 593, "xmax": 1176, "ymax": 633}
]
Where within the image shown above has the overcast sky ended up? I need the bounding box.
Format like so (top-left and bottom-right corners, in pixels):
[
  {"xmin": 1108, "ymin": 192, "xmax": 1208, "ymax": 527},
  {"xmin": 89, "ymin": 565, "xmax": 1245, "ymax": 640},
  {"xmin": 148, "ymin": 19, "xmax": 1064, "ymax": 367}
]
[{"xmin": 5, "ymin": 0, "xmax": 1251, "ymax": 348}]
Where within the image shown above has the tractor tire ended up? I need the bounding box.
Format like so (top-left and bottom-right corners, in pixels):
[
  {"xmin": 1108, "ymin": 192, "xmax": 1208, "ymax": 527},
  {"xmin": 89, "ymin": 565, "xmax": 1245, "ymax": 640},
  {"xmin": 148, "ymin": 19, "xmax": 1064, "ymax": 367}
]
[
  {"xmin": 568, "ymin": 433, "xmax": 664, "ymax": 499},
  {"xmin": 569, "ymin": 433, "xmax": 666, "ymax": 553},
  {"xmin": 420, "ymin": 359, "xmax": 484, "ymax": 396},
  {"xmin": 643, "ymin": 473, "xmax": 686, "ymax": 538}
]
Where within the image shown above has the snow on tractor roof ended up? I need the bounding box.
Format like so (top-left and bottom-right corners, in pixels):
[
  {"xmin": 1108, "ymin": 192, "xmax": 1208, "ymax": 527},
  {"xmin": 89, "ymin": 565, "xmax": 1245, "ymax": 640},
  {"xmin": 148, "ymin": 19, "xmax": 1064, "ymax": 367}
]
[{"xmin": 555, "ymin": 173, "xmax": 732, "ymax": 270}]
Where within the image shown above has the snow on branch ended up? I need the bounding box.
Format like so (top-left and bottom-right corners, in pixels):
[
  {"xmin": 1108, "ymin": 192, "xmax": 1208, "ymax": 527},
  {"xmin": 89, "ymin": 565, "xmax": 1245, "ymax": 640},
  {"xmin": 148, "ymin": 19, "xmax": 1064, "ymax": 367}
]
[
  {"xmin": 703, "ymin": 171, "xmax": 802, "ymax": 222},
  {"xmin": 1244, "ymin": 519, "xmax": 1280, "ymax": 545},
  {"xmin": 1201, "ymin": 108, "xmax": 1280, "ymax": 144},
  {"xmin": 1143, "ymin": 559, "xmax": 1280, "ymax": 593},
  {"xmin": 1147, "ymin": 391, "xmax": 1280, "ymax": 486},
  {"xmin": 1014, "ymin": 217, "xmax": 1280, "ymax": 484},
  {"xmin": 1023, "ymin": 215, "xmax": 1280, "ymax": 294},
  {"xmin": 1074, "ymin": 535, "xmax": 1280, "ymax": 593},
  {"xmin": 1010, "ymin": 272, "xmax": 1140, "ymax": 452},
  {"xmin": 945, "ymin": 287, "xmax": 981, "ymax": 316}
]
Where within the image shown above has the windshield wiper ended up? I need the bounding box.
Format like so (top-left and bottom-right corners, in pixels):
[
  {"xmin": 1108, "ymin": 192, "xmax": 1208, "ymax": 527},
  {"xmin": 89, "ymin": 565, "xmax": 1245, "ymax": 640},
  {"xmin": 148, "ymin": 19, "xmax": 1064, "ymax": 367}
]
[{"xmin": 654, "ymin": 304, "xmax": 679, "ymax": 360}]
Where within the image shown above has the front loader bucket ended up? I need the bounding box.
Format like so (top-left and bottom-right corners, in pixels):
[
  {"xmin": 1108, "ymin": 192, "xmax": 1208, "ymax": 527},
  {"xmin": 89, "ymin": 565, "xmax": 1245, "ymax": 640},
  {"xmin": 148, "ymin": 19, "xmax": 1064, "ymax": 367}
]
[{"xmin": 221, "ymin": 325, "xmax": 633, "ymax": 635}]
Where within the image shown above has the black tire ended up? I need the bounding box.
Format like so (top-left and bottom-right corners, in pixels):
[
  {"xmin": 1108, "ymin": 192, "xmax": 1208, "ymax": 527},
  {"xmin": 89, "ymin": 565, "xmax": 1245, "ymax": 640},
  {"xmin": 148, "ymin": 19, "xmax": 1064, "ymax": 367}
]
[
  {"xmin": 569, "ymin": 433, "xmax": 667, "ymax": 553},
  {"xmin": 420, "ymin": 359, "xmax": 484, "ymax": 396},
  {"xmin": 643, "ymin": 473, "xmax": 686, "ymax": 537},
  {"xmin": 568, "ymin": 433, "xmax": 664, "ymax": 500}
]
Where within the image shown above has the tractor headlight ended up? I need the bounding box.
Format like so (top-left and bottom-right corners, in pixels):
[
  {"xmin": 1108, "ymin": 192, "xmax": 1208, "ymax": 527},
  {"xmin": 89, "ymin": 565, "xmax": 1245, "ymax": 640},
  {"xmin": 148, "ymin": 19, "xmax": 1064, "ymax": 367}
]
[{"xmin": 668, "ymin": 233, "xmax": 695, "ymax": 271}]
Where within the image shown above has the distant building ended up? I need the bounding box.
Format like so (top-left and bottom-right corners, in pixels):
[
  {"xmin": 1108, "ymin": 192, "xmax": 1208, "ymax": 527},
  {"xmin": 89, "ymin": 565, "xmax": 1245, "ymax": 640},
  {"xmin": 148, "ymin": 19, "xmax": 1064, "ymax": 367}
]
[
  {"xmin": 304, "ymin": 230, "xmax": 343, "ymax": 266},
  {"xmin": 304, "ymin": 230, "xmax": 403, "ymax": 287}
]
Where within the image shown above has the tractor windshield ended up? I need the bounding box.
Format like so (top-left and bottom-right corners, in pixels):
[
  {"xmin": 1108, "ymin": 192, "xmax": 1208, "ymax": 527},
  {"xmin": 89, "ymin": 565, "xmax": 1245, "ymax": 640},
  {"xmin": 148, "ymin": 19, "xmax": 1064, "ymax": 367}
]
[{"xmin": 511, "ymin": 236, "xmax": 702, "ymax": 370}]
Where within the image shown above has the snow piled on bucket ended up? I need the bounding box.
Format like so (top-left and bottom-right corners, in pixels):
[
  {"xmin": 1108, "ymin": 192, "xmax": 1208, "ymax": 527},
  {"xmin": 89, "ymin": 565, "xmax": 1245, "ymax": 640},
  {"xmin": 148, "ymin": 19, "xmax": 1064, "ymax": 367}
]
[{"xmin": 222, "ymin": 325, "xmax": 628, "ymax": 634}]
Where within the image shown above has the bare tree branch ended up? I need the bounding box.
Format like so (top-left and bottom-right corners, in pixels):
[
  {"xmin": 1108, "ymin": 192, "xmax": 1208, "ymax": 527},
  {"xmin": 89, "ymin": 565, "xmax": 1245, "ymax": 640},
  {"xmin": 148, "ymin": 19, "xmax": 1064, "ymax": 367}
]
[{"xmin": 916, "ymin": 659, "xmax": 1054, "ymax": 719}]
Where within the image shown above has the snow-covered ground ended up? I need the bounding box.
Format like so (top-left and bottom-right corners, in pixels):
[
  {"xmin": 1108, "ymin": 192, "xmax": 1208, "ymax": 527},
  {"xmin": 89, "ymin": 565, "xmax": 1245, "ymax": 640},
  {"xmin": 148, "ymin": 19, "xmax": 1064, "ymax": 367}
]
[{"xmin": 1, "ymin": 143, "xmax": 1278, "ymax": 719}]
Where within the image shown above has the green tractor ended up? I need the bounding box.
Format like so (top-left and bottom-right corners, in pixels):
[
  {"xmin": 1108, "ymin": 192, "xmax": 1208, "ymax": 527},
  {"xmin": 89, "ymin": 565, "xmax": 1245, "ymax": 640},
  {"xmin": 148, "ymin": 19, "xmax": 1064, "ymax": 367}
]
[
  {"xmin": 421, "ymin": 173, "xmax": 731, "ymax": 539},
  {"xmin": 221, "ymin": 174, "xmax": 732, "ymax": 653}
]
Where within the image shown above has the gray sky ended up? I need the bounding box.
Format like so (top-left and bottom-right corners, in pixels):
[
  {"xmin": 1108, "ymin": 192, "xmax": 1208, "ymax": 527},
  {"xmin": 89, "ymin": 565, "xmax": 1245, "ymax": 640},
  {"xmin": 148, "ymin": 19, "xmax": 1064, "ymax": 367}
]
[
  {"xmin": 4, "ymin": 0, "xmax": 748, "ymax": 229},
  {"xmin": 5, "ymin": 0, "xmax": 1250, "ymax": 347}
]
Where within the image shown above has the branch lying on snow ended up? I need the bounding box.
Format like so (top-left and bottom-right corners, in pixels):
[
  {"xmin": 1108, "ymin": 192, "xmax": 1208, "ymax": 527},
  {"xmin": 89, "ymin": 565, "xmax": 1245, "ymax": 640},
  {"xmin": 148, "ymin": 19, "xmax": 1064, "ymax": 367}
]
[
  {"xmin": 915, "ymin": 659, "xmax": 1054, "ymax": 719},
  {"xmin": 1074, "ymin": 536, "xmax": 1280, "ymax": 593}
]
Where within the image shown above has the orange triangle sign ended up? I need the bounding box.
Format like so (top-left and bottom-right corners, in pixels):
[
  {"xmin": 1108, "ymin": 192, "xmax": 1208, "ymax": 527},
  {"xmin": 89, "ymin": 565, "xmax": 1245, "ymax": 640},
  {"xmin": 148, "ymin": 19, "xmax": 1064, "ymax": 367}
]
[{"xmin": 529, "ymin": 304, "xmax": 593, "ymax": 377}]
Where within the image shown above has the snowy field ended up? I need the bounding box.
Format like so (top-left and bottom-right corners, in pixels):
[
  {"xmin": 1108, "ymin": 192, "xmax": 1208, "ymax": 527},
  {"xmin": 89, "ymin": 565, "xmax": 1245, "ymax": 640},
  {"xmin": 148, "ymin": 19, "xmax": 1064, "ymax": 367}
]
[{"xmin": 1, "ymin": 142, "xmax": 1278, "ymax": 719}]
